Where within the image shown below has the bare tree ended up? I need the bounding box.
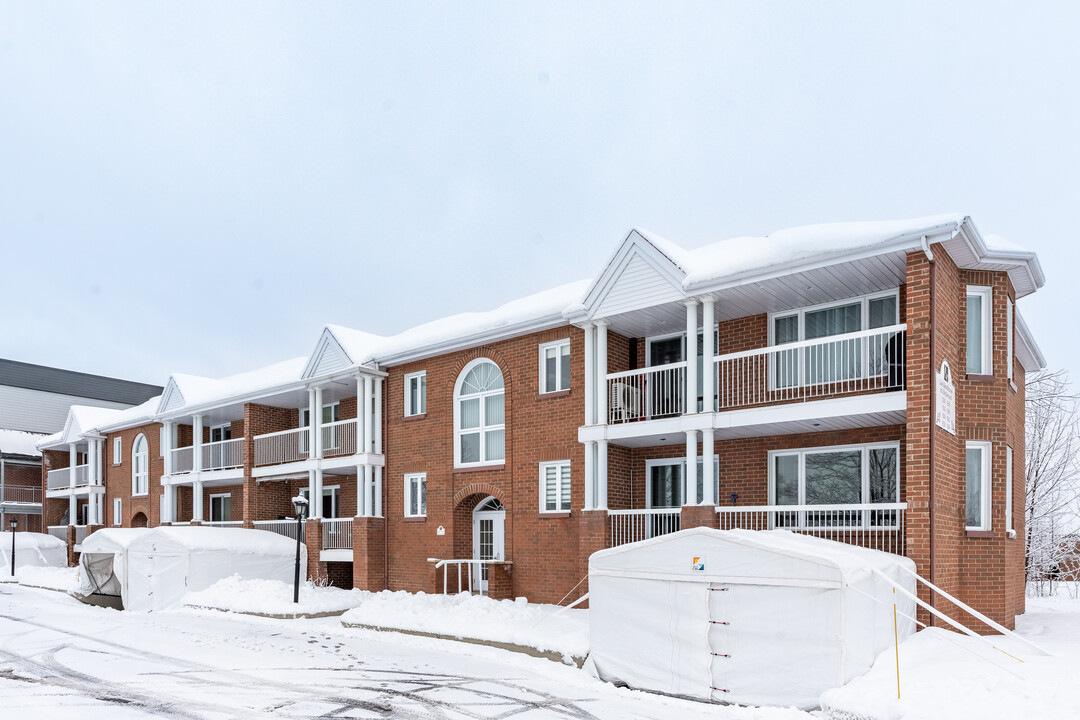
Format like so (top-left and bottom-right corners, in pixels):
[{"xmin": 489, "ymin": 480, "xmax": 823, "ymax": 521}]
[{"xmin": 1025, "ymin": 369, "xmax": 1080, "ymax": 593}]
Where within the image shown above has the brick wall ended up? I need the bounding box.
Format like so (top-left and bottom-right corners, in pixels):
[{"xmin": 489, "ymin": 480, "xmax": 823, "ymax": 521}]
[{"xmin": 103, "ymin": 422, "xmax": 165, "ymax": 527}]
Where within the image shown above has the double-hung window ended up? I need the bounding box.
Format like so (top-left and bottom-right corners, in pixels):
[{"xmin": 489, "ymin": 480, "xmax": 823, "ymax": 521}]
[
  {"xmin": 539, "ymin": 339, "xmax": 570, "ymax": 394},
  {"xmin": 540, "ymin": 461, "xmax": 571, "ymax": 513},
  {"xmin": 454, "ymin": 360, "xmax": 505, "ymax": 467},
  {"xmin": 405, "ymin": 371, "xmax": 427, "ymax": 416},
  {"xmin": 404, "ymin": 473, "xmax": 426, "ymax": 517},
  {"xmin": 966, "ymin": 286, "xmax": 993, "ymax": 375},
  {"xmin": 966, "ymin": 441, "xmax": 992, "ymax": 531}
]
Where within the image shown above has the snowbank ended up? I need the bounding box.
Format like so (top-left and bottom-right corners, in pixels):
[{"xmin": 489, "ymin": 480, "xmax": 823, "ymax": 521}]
[
  {"xmin": 0, "ymin": 531, "xmax": 67, "ymax": 573},
  {"xmin": 183, "ymin": 576, "xmax": 367, "ymax": 616},
  {"xmin": 16, "ymin": 566, "xmax": 79, "ymax": 592},
  {"xmin": 341, "ymin": 590, "xmax": 588, "ymax": 661}
]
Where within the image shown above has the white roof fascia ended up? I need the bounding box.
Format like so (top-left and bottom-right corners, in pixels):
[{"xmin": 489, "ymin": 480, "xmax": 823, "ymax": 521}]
[
  {"xmin": 573, "ymin": 229, "xmax": 688, "ymax": 321},
  {"xmin": 1015, "ymin": 311, "xmax": 1047, "ymax": 371},
  {"xmin": 373, "ymin": 315, "xmax": 571, "ymax": 367},
  {"xmin": 949, "ymin": 220, "xmax": 1046, "ymax": 299}
]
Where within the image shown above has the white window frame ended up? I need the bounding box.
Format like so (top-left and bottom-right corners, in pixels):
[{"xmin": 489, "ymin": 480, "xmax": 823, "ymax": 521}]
[
  {"xmin": 404, "ymin": 371, "xmax": 427, "ymax": 417},
  {"xmin": 1006, "ymin": 297, "xmax": 1014, "ymax": 382},
  {"xmin": 539, "ymin": 460, "xmax": 572, "ymax": 513},
  {"xmin": 208, "ymin": 423, "xmax": 232, "ymax": 443},
  {"xmin": 209, "ymin": 493, "xmax": 231, "ymax": 522},
  {"xmin": 131, "ymin": 433, "xmax": 149, "ymax": 497},
  {"xmin": 113, "ymin": 437, "xmax": 121, "ymax": 465},
  {"xmin": 404, "ymin": 472, "xmax": 427, "ymax": 517},
  {"xmin": 113, "ymin": 498, "xmax": 122, "ymax": 526},
  {"xmin": 644, "ymin": 331, "xmax": 686, "ymax": 368},
  {"xmin": 538, "ymin": 339, "xmax": 571, "ymax": 394},
  {"xmin": 768, "ymin": 289, "xmax": 901, "ymax": 346},
  {"xmin": 453, "ymin": 358, "xmax": 505, "ymax": 468},
  {"xmin": 966, "ymin": 286, "xmax": 993, "ymax": 376},
  {"xmin": 965, "ymin": 441, "xmax": 992, "ymax": 532},
  {"xmin": 643, "ymin": 456, "xmax": 720, "ymax": 508},
  {"xmin": 1006, "ymin": 445, "xmax": 1015, "ymax": 536},
  {"xmin": 300, "ymin": 402, "xmax": 341, "ymax": 427}
]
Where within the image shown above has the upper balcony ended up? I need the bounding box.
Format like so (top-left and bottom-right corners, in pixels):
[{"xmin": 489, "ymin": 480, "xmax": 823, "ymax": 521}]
[
  {"xmin": 45, "ymin": 464, "xmax": 103, "ymax": 498},
  {"xmin": 170, "ymin": 437, "xmax": 245, "ymax": 474},
  {"xmin": 0, "ymin": 484, "xmax": 42, "ymax": 511},
  {"xmin": 253, "ymin": 418, "xmax": 359, "ymax": 467}
]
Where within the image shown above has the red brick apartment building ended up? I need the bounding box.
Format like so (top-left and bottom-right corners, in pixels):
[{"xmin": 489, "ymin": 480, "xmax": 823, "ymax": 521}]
[{"xmin": 39, "ymin": 215, "xmax": 1045, "ymax": 629}]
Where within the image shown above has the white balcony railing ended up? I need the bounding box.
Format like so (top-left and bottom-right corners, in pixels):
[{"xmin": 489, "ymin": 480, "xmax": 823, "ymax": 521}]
[
  {"xmin": 254, "ymin": 427, "xmax": 310, "ymax": 467},
  {"xmin": 322, "ymin": 517, "xmax": 353, "ymax": 550},
  {"xmin": 47, "ymin": 525, "xmax": 67, "ymax": 541},
  {"xmin": 607, "ymin": 362, "xmax": 687, "ymax": 423},
  {"xmin": 203, "ymin": 520, "xmax": 244, "ymax": 528},
  {"xmin": 1, "ymin": 486, "xmax": 42, "ymax": 504},
  {"xmin": 202, "ymin": 437, "xmax": 244, "ymax": 471},
  {"xmin": 716, "ymin": 503, "xmax": 907, "ymax": 555},
  {"xmin": 253, "ymin": 518, "xmax": 305, "ymax": 542},
  {"xmin": 713, "ymin": 324, "xmax": 906, "ymax": 411},
  {"xmin": 608, "ymin": 508, "xmax": 682, "ymax": 547},
  {"xmin": 73, "ymin": 525, "xmax": 88, "ymax": 545},
  {"xmin": 171, "ymin": 446, "xmax": 194, "ymax": 474},
  {"xmin": 322, "ymin": 419, "xmax": 358, "ymax": 458},
  {"xmin": 46, "ymin": 465, "xmax": 90, "ymax": 490}
]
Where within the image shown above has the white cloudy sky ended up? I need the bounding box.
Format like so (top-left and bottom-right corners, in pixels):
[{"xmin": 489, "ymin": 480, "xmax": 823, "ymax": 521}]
[{"xmin": 1, "ymin": 2, "xmax": 1077, "ymax": 385}]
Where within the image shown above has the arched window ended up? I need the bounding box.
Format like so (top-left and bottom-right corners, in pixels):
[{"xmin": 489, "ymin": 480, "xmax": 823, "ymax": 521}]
[
  {"xmin": 132, "ymin": 434, "xmax": 149, "ymax": 496},
  {"xmin": 454, "ymin": 359, "xmax": 505, "ymax": 467}
]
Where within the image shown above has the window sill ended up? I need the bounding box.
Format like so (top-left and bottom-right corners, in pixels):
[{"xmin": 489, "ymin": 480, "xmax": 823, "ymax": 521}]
[
  {"xmin": 965, "ymin": 530, "xmax": 994, "ymax": 538},
  {"xmin": 453, "ymin": 463, "xmax": 506, "ymax": 474},
  {"xmin": 539, "ymin": 511, "xmax": 571, "ymax": 518},
  {"xmin": 965, "ymin": 374, "xmax": 995, "ymax": 384},
  {"xmin": 403, "ymin": 413, "xmax": 427, "ymax": 422},
  {"xmin": 403, "ymin": 516, "xmax": 427, "ymax": 522},
  {"xmin": 537, "ymin": 389, "xmax": 571, "ymax": 400}
]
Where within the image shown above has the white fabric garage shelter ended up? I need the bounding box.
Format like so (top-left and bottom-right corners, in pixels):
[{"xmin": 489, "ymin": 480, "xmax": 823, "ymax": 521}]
[
  {"xmin": 76, "ymin": 527, "xmax": 153, "ymax": 599},
  {"xmin": 123, "ymin": 527, "xmax": 305, "ymax": 612},
  {"xmin": 0, "ymin": 531, "xmax": 66, "ymax": 573},
  {"xmin": 588, "ymin": 527, "xmax": 916, "ymax": 710}
]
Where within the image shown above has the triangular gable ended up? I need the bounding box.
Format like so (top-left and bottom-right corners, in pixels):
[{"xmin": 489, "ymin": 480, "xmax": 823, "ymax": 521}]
[
  {"xmin": 59, "ymin": 410, "xmax": 80, "ymax": 445},
  {"xmin": 302, "ymin": 328, "xmax": 354, "ymax": 379},
  {"xmin": 580, "ymin": 229, "xmax": 688, "ymax": 320},
  {"xmin": 157, "ymin": 377, "xmax": 186, "ymax": 413}
]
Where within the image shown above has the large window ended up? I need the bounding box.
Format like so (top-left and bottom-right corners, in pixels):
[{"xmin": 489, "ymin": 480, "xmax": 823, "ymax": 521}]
[
  {"xmin": 966, "ymin": 441, "xmax": 992, "ymax": 531},
  {"xmin": 405, "ymin": 371, "xmax": 427, "ymax": 416},
  {"xmin": 454, "ymin": 359, "xmax": 505, "ymax": 467},
  {"xmin": 539, "ymin": 339, "xmax": 570, "ymax": 394},
  {"xmin": 771, "ymin": 291, "xmax": 901, "ymax": 388},
  {"xmin": 210, "ymin": 493, "xmax": 231, "ymax": 522},
  {"xmin": 405, "ymin": 473, "xmax": 426, "ymax": 517},
  {"xmin": 539, "ymin": 461, "xmax": 571, "ymax": 513},
  {"xmin": 769, "ymin": 443, "xmax": 900, "ymax": 527},
  {"xmin": 131, "ymin": 434, "xmax": 149, "ymax": 496},
  {"xmin": 966, "ymin": 286, "xmax": 993, "ymax": 375}
]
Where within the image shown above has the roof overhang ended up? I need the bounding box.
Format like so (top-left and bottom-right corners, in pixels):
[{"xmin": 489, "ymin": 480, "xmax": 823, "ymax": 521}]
[{"xmin": 1015, "ymin": 311, "xmax": 1047, "ymax": 371}]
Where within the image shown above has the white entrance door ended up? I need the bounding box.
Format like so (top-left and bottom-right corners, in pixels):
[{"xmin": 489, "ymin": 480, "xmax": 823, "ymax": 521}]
[{"xmin": 472, "ymin": 496, "xmax": 505, "ymax": 592}]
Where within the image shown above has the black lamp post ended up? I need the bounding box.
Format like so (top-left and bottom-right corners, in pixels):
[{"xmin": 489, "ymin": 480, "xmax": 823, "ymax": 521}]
[
  {"xmin": 292, "ymin": 495, "xmax": 308, "ymax": 604},
  {"xmin": 9, "ymin": 517, "xmax": 17, "ymax": 577}
]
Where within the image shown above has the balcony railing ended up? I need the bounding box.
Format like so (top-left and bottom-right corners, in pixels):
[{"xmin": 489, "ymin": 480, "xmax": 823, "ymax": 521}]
[
  {"xmin": 607, "ymin": 362, "xmax": 687, "ymax": 423},
  {"xmin": 46, "ymin": 464, "xmax": 90, "ymax": 490},
  {"xmin": 203, "ymin": 520, "xmax": 244, "ymax": 528},
  {"xmin": 1, "ymin": 486, "xmax": 42, "ymax": 504},
  {"xmin": 47, "ymin": 525, "xmax": 67, "ymax": 541},
  {"xmin": 322, "ymin": 419, "xmax": 358, "ymax": 458},
  {"xmin": 322, "ymin": 517, "xmax": 353, "ymax": 550},
  {"xmin": 74, "ymin": 525, "xmax": 88, "ymax": 545},
  {"xmin": 608, "ymin": 508, "xmax": 682, "ymax": 546},
  {"xmin": 254, "ymin": 427, "xmax": 310, "ymax": 467},
  {"xmin": 171, "ymin": 446, "xmax": 194, "ymax": 474},
  {"xmin": 253, "ymin": 518, "xmax": 304, "ymax": 542},
  {"xmin": 203, "ymin": 438, "xmax": 244, "ymax": 471},
  {"xmin": 716, "ymin": 503, "xmax": 907, "ymax": 555}
]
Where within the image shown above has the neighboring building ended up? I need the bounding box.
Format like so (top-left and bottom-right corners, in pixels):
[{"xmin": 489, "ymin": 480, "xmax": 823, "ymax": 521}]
[
  {"xmin": 0, "ymin": 360, "xmax": 161, "ymax": 531},
  {"xmin": 38, "ymin": 214, "xmax": 1045, "ymax": 631}
]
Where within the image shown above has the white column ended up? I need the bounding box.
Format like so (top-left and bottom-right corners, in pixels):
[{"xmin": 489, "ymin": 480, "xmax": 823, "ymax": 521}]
[
  {"xmin": 702, "ymin": 430, "xmax": 715, "ymax": 506},
  {"xmin": 702, "ymin": 297, "xmax": 715, "ymax": 413},
  {"xmin": 685, "ymin": 300, "xmax": 698, "ymax": 414},
  {"xmin": 583, "ymin": 440, "xmax": 596, "ymax": 510},
  {"xmin": 374, "ymin": 465, "xmax": 383, "ymax": 517},
  {"xmin": 583, "ymin": 323, "xmax": 595, "ymax": 426},
  {"xmin": 356, "ymin": 376, "xmax": 366, "ymax": 450},
  {"xmin": 68, "ymin": 442, "xmax": 77, "ymax": 523},
  {"xmin": 374, "ymin": 378, "xmax": 383, "ymax": 454},
  {"xmin": 362, "ymin": 464, "xmax": 374, "ymax": 517},
  {"xmin": 685, "ymin": 430, "xmax": 698, "ymax": 505},
  {"xmin": 193, "ymin": 480, "xmax": 204, "ymax": 522},
  {"xmin": 314, "ymin": 467, "xmax": 324, "ymax": 518},
  {"xmin": 88, "ymin": 440, "xmax": 98, "ymax": 524},
  {"xmin": 307, "ymin": 469, "xmax": 317, "ymax": 516},
  {"xmin": 596, "ymin": 321, "xmax": 609, "ymax": 426},
  {"xmin": 313, "ymin": 386, "xmax": 324, "ymax": 459},
  {"xmin": 597, "ymin": 439, "xmax": 609, "ymax": 511},
  {"xmin": 166, "ymin": 484, "xmax": 176, "ymax": 523},
  {"xmin": 162, "ymin": 421, "xmax": 173, "ymax": 476},
  {"xmin": 192, "ymin": 415, "xmax": 204, "ymax": 472},
  {"xmin": 362, "ymin": 376, "xmax": 373, "ymax": 454}
]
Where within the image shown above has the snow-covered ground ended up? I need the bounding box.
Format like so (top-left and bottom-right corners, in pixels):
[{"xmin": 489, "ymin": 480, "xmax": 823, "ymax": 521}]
[
  {"xmin": 0, "ymin": 565, "xmax": 78, "ymax": 592},
  {"xmin": 183, "ymin": 575, "xmax": 369, "ymax": 615}
]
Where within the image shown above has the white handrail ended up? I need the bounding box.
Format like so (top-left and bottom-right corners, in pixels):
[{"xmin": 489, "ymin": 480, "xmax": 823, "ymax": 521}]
[
  {"xmin": 429, "ymin": 558, "xmax": 497, "ymax": 596},
  {"xmin": 253, "ymin": 518, "xmax": 305, "ymax": 541},
  {"xmin": 322, "ymin": 517, "xmax": 353, "ymax": 550},
  {"xmin": 715, "ymin": 503, "xmax": 907, "ymax": 554},
  {"xmin": 202, "ymin": 437, "xmax": 244, "ymax": 470},
  {"xmin": 714, "ymin": 323, "xmax": 908, "ymax": 362},
  {"xmin": 607, "ymin": 360, "xmax": 688, "ymax": 381},
  {"xmin": 608, "ymin": 508, "xmax": 681, "ymax": 546}
]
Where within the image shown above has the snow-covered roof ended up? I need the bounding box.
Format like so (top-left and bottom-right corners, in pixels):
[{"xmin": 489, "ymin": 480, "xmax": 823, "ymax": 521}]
[
  {"xmin": 1016, "ymin": 310, "xmax": 1047, "ymax": 371},
  {"xmin": 0, "ymin": 428, "xmax": 46, "ymax": 458},
  {"xmin": 155, "ymin": 358, "xmax": 307, "ymax": 417}
]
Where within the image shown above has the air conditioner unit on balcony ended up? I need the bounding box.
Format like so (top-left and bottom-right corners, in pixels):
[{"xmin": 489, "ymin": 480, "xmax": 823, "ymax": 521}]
[{"xmin": 610, "ymin": 381, "xmax": 642, "ymax": 422}]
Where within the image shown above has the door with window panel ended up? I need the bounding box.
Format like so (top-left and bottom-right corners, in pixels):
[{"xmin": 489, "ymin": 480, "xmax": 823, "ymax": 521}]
[
  {"xmin": 472, "ymin": 497, "xmax": 505, "ymax": 592},
  {"xmin": 648, "ymin": 336, "xmax": 684, "ymax": 418},
  {"xmin": 647, "ymin": 463, "xmax": 683, "ymax": 538}
]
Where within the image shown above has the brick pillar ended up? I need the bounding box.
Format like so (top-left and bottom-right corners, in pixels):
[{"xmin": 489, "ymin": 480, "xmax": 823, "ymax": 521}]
[
  {"xmin": 578, "ymin": 510, "xmax": 610, "ymax": 608},
  {"xmin": 352, "ymin": 517, "xmax": 386, "ymax": 591},
  {"xmin": 487, "ymin": 562, "xmax": 513, "ymax": 600},
  {"xmin": 65, "ymin": 525, "xmax": 77, "ymax": 567},
  {"xmin": 680, "ymin": 505, "xmax": 717, "ymax": 530},
  {"xmin": 304, "ymin": 517, "xmax": 323, "ymax": 583},
  {"xmin": 242, "ymin": 403, "xmax": 257, "ymax": 529}
]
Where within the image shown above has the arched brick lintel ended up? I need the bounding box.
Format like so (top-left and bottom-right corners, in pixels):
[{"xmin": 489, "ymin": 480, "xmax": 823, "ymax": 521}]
[{"xmin": 453, "ymin": 483, "xmax": 506, "ymax": 508}]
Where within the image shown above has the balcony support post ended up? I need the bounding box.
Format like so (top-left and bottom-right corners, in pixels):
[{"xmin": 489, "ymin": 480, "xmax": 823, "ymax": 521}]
[
  {"xmin": 583, "ymin": 440, "xmax": 596, "ymax": 510},
  {"xmin": 374, "ymin": 465, "xmax": 383, "ymax": 517},
  {"xmin": 306, "ymin": 469, "xmax": 317, "ymax": 517},
  {"xmin": 193, "ymin": 415, "xmax": 204, "ymax": 473},
  {"xmin": 583, "ymin": 323, "xmax": 595, "ymax": 426},
  {"xmin": 193, "ymin": 480, "xmax": 204, "ymax": 522},
  {"xmin": 596, "ymin": 321, "xmax": 608, "ymax": 426},
  {"xmin": 374, "ymin": 378, "xmax": 383, "ymax": 454},
  {"xmin": 163, "ymin": 421, "xmax": 173, "ymax": 476},
  {"xmin": 362, "ymin": 376, "xmax": 373, "ymax": 454},
  {"xmin": 685, "ymin": 300, "xmax": 699, "ymax": 414},
  {"xmin": 68, "ymin": 442, "xmax": 77, "ymax": 524},
  {"xmin": 165, "ymin": 484, "xmax": 176, "ymax": 524},
  {"xmin": 685, "ymin": 430, "xmax": 698, "ymax": 505},
  {"xmin": 702, "ymin": 430, "xmax": 715, "ymax": 506},
  {"xmin": 362, "ymin": 464, "xmax": 374, "ymax": 517},
  {"xmin": 314, "ymin": 467, "xmax": 324, "ymax": 519},
  {"xmin": 597, "ymin": 439, "xmax": 608, "ymax": 511},
  {"xmin": 312, "ymin": 386, "xmax": 323, "ymax": 460},
  {"xmin": 702, "ymin": 297, "xmax": 715, "ymax": 412}
]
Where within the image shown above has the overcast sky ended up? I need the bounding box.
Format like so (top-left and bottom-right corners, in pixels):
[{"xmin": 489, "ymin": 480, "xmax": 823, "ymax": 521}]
[{"xmin": 1, "ymin": 2, "xmax": 1077, "ymax": 386}]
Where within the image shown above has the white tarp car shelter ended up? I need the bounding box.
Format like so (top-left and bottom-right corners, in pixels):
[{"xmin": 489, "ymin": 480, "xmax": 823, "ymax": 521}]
[
  {"xmin": 0, "ymin": 531, "xmax": 66, "ymax": 573},
  {"xmin": 123, "ymin": 526, "xmax": 305, "ymax": 612},
  {"xmin": 76, "ymin": 527, "xmax": 153, "ymax": 600},
  {"xmin": 587, "ymin": 527, "xmax": 917, "ymax": 710}
]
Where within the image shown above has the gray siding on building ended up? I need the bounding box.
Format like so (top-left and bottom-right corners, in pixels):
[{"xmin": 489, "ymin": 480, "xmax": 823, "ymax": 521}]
[
  {"xmin": 0, "ymin": 385, "xmax": 132, "ymax": 434},
  {"xmin": 0, "ymin": 358, "xmax": 161, "ymax": 405}
]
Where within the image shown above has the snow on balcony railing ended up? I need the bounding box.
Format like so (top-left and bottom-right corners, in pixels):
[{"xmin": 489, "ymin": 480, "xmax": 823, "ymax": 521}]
[
  {"xmin": 0, "ymin": 486, "xmax": 41, "ymax": 504},
  {"xmin": 322, "ymin": 419, "xmax": 358, "ymax": 458},
  {"xmin": 606, "ymin": 362, "xmax": 687, "ymax": 423},
  {"xmin": 253, "ymin": 427, "xmax": 309, "ymax": 467},
  {"xmin": 253, "ymin": 518, "xmax": 304, "ymax": 542},
  {"xmin": 202, "ymin": 437, "xmax": 244, "ymax": 471},
  {"xmin": 713, "ymin": 324, "xmax": 906, "ymax": 411},
  {"xmin": 46, "ymin": 465, "xmax": 89, "ymax": 490},
  {"xmin": 47, "ymin": 526, "xmax": 67, "ymax": 541},
  {"xmin": 322, "ymin": 518, "xmax": 353, "ymax": 550},
  {"xmin": 715, "ymin": 502, "xmax": 907, "ymax": 555},
  {"xmin": 171, "ymin": 446, "xmax": 194, "ymax": 474},
  {"xmin": 608, "ymin": 508, "xmax": 681, "ymax": 547}
]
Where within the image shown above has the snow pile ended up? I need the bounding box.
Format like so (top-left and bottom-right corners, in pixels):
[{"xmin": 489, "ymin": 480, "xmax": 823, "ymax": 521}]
[
  {"xmin": 0, "ymin": 428, "xmax": 46, "ymax": 457},
  {"xmin": 0, "ymin": 531, "xmax": 67, "ymax": 573},
  {"xmin": 341, "ymin": 590, "xmax": 588, "ymax": 660},
  {"xmin": 16, "ymin": 565, "xmax": 78, "ymax": 592},
  {"xmin": 820, "ymin": 594, "xmax": 1080, "ymax": 719},
  {"xmin": 183, "ymin": 576, "xmax": 367, "ymax": 616}
]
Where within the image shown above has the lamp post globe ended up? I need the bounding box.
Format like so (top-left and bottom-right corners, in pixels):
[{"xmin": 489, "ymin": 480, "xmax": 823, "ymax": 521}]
[{"xmin": 291, "ymin": 495, "xmax": 308, "ymax": 604}]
